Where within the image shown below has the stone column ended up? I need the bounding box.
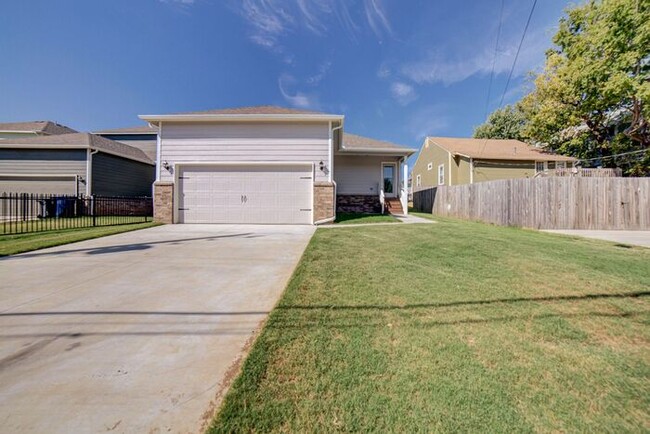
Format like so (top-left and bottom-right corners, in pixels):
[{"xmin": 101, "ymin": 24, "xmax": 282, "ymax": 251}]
[
  {"xmin": 153, "ymin": 181, "xmax": 174, "ymax": 224},
  {"xmin": 313, "ymin": 181, "xmax": 335, "ymax": 224}
]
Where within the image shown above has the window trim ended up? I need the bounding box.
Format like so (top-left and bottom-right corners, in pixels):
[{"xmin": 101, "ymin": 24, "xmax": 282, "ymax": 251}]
[
  {"xmin": 416, "ymin": 174, "xmax": 421, "ymax": 187},
  {"xmin": 427, "ymin": 162, "xmax": 433, "ymax": 171},
  {"xmin": 437, "ymin": 164, "xmax": 445, "ymax": 186}
]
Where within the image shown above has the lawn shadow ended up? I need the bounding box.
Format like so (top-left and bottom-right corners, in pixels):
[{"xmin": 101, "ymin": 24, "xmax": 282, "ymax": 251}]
[
  {"xmin": 276, "ymin": 290, "xmax": 650, "ymax": 311},
  {"xmin": 0, "ymin": 233, "xmax": 263, "ymax": 259}
]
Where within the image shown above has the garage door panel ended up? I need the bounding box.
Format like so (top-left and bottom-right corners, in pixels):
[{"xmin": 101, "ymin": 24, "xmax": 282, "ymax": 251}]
[{"xmin": 178, "ymin": 165, "xmax": 312, "ymax": 224}]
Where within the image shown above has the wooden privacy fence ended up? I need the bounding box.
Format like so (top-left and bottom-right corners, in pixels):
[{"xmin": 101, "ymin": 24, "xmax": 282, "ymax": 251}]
[{"xmin": 413, "ymin": 177, "xmax": 650, "ymax": 230}]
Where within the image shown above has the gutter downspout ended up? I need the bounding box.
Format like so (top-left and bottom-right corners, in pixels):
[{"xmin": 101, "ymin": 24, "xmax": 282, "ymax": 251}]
[
  {"xmin": 319, "ymin": 121, "xmax": 343, "ymax": 225},
  {"xmin": 154, "ymin": 122, "xmax": 162, "ymax": 183},
  {"xmin": 86, "ymin": 149, "xmax": 99, "ymax": 196}
]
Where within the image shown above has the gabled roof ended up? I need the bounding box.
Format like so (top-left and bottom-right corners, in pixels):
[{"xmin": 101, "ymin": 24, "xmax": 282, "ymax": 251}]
[
  {"xmin": 94, "ymin": 125, "xmax": 157, "ymax": 135},
  {"xmin": 341, "ymin": 133, "xmax": 416, "ymax": 156},
  {"xmin": 0, "ymin": 121, "xmax": 77, "ymax": 135},
  {"xmin": 426, "ymin": 137, "xmax": 576, "ymax": 162},
  {"xmin": 0, "ymin": 133, "xmax": 153, "ymax": 165},
  {"xmin": 140, "ymin": 105, "xmax": 343, "ymax": 124}
]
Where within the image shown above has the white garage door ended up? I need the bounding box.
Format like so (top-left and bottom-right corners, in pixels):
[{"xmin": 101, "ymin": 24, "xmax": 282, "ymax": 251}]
[{"xmin": 178, "ymin": 164, "xmax": 313, "ymax": 224}]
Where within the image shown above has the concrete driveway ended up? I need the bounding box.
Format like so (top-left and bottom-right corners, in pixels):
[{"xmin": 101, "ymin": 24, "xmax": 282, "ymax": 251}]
[
  {"xmin": 543, "ymin": 230, "xmax": 650, "ymax": 248},
  {"xmin": 0, "ymin": 224, "xmax": 315, "ymax": 433}
]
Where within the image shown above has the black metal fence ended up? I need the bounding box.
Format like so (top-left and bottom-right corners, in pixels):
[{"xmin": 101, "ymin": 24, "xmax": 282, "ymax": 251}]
[{"xmin": 1, "ymin": 193, "xmax": 153, "ymax": 235}]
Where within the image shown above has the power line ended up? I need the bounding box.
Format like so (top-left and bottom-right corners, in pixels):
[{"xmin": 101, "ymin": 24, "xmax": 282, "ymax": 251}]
[
  {"xmin": 498, "ymin": 0, "xmax": 538, "ymax": 108},
  {"xmin": 578, "ymin": 149, "xmax": 649, "ymax": 163},
  {"xmin": 484, "ymin": 0, "xmax": 506, "ymax": 120},
  {"xmin": 479, "ymin": 0, "xmax": 538, "ymax": 159}
]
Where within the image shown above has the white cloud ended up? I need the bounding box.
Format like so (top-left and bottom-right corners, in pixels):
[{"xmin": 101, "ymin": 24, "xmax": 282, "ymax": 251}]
[
  {"xmin": 278, "ymin": 73, "xmax": 317, "ymax": 108},
  {"xmin": 306, "ymin": 61, "xmax": 332, "ymax": 85},
  {"xmin": 390, "ymin": 82, "xmax": 417, "ymax": 106},
  {"xmin": 377, "ymin": 63, "xmax": 391, "ymax": 78},
  {"xmin": 364, "ymin": 0, "xmax": 392, "ymax": 39},
  {"xmin": 405, "ymin": 105, "xmax": 449, "ymax": 140},
  {"xmin": 401, "ymin": 27, "xmax": 552, "ymax": 86},
  {"xmin": 159, "ymin": 0, "xmax": 195, "ymax": 4},
  {"xmin": 235, "ymin": 0, "xmax": 392, "ymax": 51}
]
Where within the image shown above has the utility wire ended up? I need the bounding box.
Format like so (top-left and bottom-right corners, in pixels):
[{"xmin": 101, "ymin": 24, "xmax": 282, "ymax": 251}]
[
  {"xmin": 479, "ymin": 0, "xmax": 538, "ymax": 159},
  {"xmin": 484, "ymin": 0, "xmax": 506, "ymax": 120},
  {"xmin": 498, "ymin": 0, "xmax": 538, "ymax": 108}
]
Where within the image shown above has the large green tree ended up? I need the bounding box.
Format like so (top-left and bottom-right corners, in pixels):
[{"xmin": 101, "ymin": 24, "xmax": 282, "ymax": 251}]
[
  {"xmin": 473, "ymin": 105, "xmax": 527, "ymax": 140},
  {"xmin": 519, "ymin": 0, "xmax": 650, "ymax": 174}
]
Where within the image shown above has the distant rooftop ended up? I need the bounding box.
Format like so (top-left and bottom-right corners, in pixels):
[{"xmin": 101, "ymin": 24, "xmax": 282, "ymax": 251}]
[
  {"xmin": 427, "ymin": 137, "xmax": 576, "ymax": 162},
  {"xmin": 94, "ymin": 125, "xmax": 157, "ymax": 134},
  {"xmin": 0, "ymin": 133, "xmax": 153, "ymax": 164},
  {"xmin": 0, "ymin": 121, "xmax": 77, "ymax": 135},
  {"xmin": 342, "ymin": 133, "xmax": 416, "ymax": 155}
]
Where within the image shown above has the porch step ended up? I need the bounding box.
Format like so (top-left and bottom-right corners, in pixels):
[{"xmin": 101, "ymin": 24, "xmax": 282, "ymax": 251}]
[{"xmin": 385, "ymin": 198, "xmax": 404, "ymax": 215}]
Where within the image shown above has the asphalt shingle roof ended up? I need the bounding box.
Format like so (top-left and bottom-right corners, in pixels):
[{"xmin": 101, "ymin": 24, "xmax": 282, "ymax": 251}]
[
  {"xmin": 0, "ymin": 121, "xmax": 77, "ymax": 135},
  {"xmin": 342, "ymin": 133, "xmax": 417, "ymax": 154},
  {"xmin": 427, "ymin": 137, "xmax": 576, "ymax": 161}
]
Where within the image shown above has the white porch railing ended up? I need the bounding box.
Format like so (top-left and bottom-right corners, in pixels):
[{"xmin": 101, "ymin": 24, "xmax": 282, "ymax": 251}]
[
  {"xmin": 379, "ymin": 187, "xmax": 385, "ymax": 214},
  {"xmin": 399, "ymin": 186, "xmax": 408, "ymax": 216}
]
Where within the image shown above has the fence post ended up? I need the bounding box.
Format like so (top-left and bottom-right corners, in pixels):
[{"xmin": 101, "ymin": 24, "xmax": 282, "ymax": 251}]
[{"xmin": 92, "ymin": 195, "xmax": 96, "ymax": 227}]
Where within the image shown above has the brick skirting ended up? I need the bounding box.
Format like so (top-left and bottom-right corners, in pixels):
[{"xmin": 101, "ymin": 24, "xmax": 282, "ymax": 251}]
[{"xmin": 337, "ymin": 194, "xmax": 382, "ymax": 214}]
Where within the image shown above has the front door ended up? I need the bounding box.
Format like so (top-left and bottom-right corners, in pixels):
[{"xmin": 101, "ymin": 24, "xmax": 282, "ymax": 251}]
[{"xmin": 382, "ymin": 163, "xmax": 397, "ymax": 198}]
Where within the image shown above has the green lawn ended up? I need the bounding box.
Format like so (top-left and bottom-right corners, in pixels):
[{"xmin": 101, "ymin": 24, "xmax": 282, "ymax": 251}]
[
  {"xmin": 210, "ymin": 216, "xmax": 650, "ymax": 433},
  {"xmin": 0, "ymin": 222, "xmax": 159, "ymax": 256},
  {"xmin": 335, "ymin": 212, "xmax": 400, "ymax": 224}
]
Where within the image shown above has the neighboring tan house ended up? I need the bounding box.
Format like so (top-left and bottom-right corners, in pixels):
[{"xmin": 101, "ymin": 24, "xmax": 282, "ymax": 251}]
[
  {"xmin": 139, "ymin": 106, "xmax": 416, "ymax": 225},
  {"xmin": 0, "ymin": 133, "xmax": 155, "ymax": 196},
  {"xmin": 94, "ymin": 125, "xmax": 158, "ymax": 162},
  {"xmin": 0, "ymin": 121, "xmax": 77, "ymax": 140},
  {"xmin": 412, "ymin": 137, "xmax": 577, "ymax": 190}
]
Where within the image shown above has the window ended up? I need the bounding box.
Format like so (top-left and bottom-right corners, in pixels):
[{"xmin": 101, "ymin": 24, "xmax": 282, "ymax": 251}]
[
  {"xmin": 535, "ymin": 161, "xmax": 546, "ymax": 173},
  {"xmin": 556, "ymin": 161, "xmax": 566, "ymax": 169},
  {"xmin": 427, "ymin": 162, "xmax": 433, "ymax": 171},
  {"xmin": 416, "ymin": 174, "xmax": 421, "ymax": 187},
  {"xmin": 438, "ymin": 164, "xmax": 445, "ymax": 185}
]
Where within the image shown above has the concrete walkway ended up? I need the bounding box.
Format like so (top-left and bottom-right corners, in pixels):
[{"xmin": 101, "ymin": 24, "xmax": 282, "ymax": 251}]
[
  {"xmin": 0, "ymin": 224, "xmax": 315, "ymax": 433},
  {"xmin": 543, "ymin": 230, "xmax": 650, "ymax": 248},
  {"xmin": 320, "ymin": 214, "xmax": 435, "ymax": 229}
]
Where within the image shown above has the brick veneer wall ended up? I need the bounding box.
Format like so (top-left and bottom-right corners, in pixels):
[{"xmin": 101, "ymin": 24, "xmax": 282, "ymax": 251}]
[
  {"xmin": 153, "ymin": 181, "xmax": 174, "ymax": 224},
  {"xmin": 337, "ymin": 194, "xmax": 382, "ymax": 214},
  {"xmin": 313, "ymin": 181, "xmax": 335, "ymax": 223}
]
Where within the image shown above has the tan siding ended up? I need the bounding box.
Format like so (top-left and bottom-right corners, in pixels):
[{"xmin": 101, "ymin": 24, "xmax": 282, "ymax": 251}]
[
  {"xmin": 457, "ymin": 156, "xmax": 472, "ymax": 185},
  {"xmin": 473, "ymin": 160, "xmax": 536, "ymax": 183},
  {"xmin": 160, "ymin": 122, "xmax": 330, "ymax": 183},
  {"xmin": 334, "ymin": 155, "xmax": 401, "ymax": 195},
  {"xmin": 412, "ymin": 140, "xmax": 450, "ymax": 190}
]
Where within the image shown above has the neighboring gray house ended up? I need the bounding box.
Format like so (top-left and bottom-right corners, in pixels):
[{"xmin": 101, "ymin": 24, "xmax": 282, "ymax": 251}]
[
  {"xmin": 0, "ymin": 120, "xmax": 77, "ymax": 140},
  {"xmin": 0, "ymin": 133, "xmax": 155, "ymax": 196},
  {"xmin": 139, "ymin": 106, "xmax": 416, "ymax": 225},
  {"xmin": 94, "ymin": 125, "xmax": 158, "ymax": 162}
]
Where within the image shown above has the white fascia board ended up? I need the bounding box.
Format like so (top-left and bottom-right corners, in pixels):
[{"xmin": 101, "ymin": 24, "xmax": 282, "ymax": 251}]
[
  {"xmin": 338, "ymin": 148, "xmax": 417, "ymax": 156},
  {"xmin": 139, "ymin": 114, "xmax": 344, "ymax": 124}
]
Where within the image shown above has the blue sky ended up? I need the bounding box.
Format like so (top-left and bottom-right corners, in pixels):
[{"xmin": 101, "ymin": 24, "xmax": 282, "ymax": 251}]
[{"xmin": 1, "ymin": 0, "xmax": 572, "ymax": 151}]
